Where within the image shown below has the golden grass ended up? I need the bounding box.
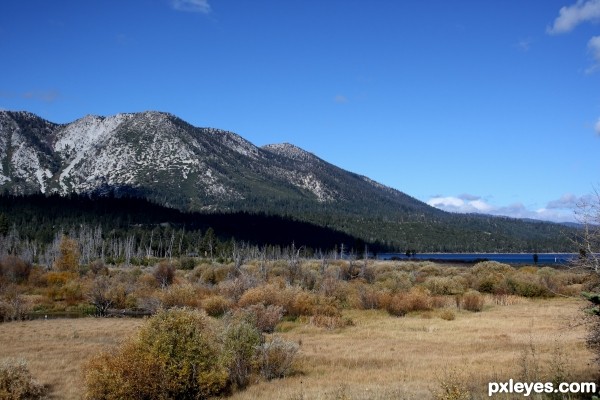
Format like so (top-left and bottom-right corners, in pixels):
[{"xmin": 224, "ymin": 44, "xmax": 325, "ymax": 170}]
[
  {"xmin": 231, "ymin": 298, "xmax": 595, "ymax": 400},
  {"xmin": 0, "ymin": 298, "xmax": 594, "ymax": 399},
  {"xmin": 0, "ymin": 317, "xmax": 144, "ymax": 400}
]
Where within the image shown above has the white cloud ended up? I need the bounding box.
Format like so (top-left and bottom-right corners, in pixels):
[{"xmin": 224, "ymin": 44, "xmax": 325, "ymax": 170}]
[
  {"xmin": 595, "ymin": 117, "xmax": 600, "ymax": 135},
  {"xmin": 427, "ymin": 193, "xmax": 581, "ymax": 223},
  {"xmin": 547, "ymin": 0, "xmax": 600, "ymax": 34},
  {"xmin": 546, "ymin": 193, "xmax": 580, "ymax": 209},
  {"xmin": 587, "ymin": 35, "xmax": 600, "ymax": 73},
  {"xmin": 170, "ymin": 0, "xmax": 211, "ymax": 13},
  {"xmin": 426, "ymin": 195, "xmax": 493, "ymax": 214}
]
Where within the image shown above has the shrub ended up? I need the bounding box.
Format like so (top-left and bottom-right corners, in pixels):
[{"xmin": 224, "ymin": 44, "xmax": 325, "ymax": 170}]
[
  {"xmin": 153, "ymin": 261, "xmax": 175, "ymax": 288},
  {"xmin": 241, "ymin": 304, "xmax": 284, "ymax": 333},
  {"xmin": 218, "ymin": 274, "xmax": 258, "ymax": 302},
  {"xmin": 461, "ymin": 290, "xmax": 485, "ymax": 312},
  {"xmin": 45, "ymin": 271, "xmax": 76, "ymax": 286},
  {"xmin": 83, "ymin": 342, "xmax": 165, "ymax": 400},
  {"xmin": 61, "ymin": 279, "xmax": 84, "ymax": 305},
  {"xmin": 424, "ymin": 276, "xmax": 465, "ymax": 295},
  {"xmin": 179, "ymin": 257, "xmax": 196, "ymax": 270},
  {"xmin": 0, "ymin": 286, "xmax": 31, "ymax": 322},
  {"xmin": 355, "ymin": 283, "xmax": 382, "ymax": 310},
  {"xmin": 0, "ymin": 256, "xmax": 32, "ymax": 284},
  {"xmin": 505, "ymin": 273, "xmax": 551, "ymax": 297},
  {"xmin": 237, "ymin": 283, "xmax": 300, "ymax": 317},
  {"xmin": 54, "ymin": 236, "xmax": 80, "ymax": 273},
  {"xmin": 257, "ymin": 335, "xmax": 299, "ymax": 380},
  {"xmin": 0, "ymin": 358, "xmax": 46, "ymax": 400},
  {"xmin": 222, "ymin": 316, "xmax": 261, "ymax": 389},
  {"xmin": 288, "ymin": 291, "xmax": 317, "ymax": 318},
  {"xmin": 386, "ymin": 288, "xmax": 433, "ymax": 317},
  {"xmin": 439, "ymin": 309, "xmax": 456, "ymax": 321},
  {"xmin": 160, "ymin": 283, "xmax": 201, "ymax": 308},
  {"xmin": 374, "ymin": 270, "xmax": 413, "ymax": 293},
  {"xmin": 471, "ymin": 261, "xmax": 514, "ymax": 276},
  {"xmin": 202, "ymin": 295, "xmax": 233, "ymax": 317},
  {"xmin": 84, "ymin": 308, "xmax": 230, "ymax": 399},
  {"xmin": 88, "ymin": 260, "xmax": 108, "ymax": 276},
  {"xmin": 432, "ymin": 367, "xmax": 471, "ymax": 400}
]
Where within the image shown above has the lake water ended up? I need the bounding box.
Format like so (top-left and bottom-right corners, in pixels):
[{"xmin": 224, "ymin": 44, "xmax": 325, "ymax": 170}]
[{"xmin": 376, "ymin": 253, "xmax": 578, "ymax": 265}]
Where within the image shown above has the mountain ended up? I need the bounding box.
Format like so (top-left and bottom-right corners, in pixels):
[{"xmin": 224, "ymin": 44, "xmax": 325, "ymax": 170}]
[{"xmin": 0, "ymin": 110, "xmax": 578, "ymax": 252}]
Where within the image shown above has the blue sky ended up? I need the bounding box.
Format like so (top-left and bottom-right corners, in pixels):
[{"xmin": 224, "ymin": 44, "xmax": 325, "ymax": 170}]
[{"xmin": 1, "ymin": 0, "xmax": 599, "ymax": 222}]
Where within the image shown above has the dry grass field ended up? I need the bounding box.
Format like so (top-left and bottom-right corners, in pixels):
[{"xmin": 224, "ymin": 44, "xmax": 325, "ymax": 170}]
[{"xmin": 0, "ymin": 296, "xmax": 594, "ymax": 400}]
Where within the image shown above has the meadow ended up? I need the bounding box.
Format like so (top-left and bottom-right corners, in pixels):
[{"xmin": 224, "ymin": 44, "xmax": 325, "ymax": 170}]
[
  {"xmin": 0, "ymin": 297, "xmax": 593, "ymax": 399},
  {"xmin": 0, "ymin": 248, "xmax": 598, "ymax": 399}
]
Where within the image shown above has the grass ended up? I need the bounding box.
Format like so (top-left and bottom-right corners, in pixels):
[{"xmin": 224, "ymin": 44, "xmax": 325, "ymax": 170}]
[
  {"xmin": 0, "ymin": 297, "xmax": 594, "ymax": 399},
  {"xmin": 0, "ymin": 317, "xmax": 144, "ymax": 399}
]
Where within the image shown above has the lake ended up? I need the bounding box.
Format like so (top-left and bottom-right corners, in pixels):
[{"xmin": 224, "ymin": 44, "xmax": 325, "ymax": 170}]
[{"xmin": 376, "ymin": 253, "xmax": 578, "ymax": 265}]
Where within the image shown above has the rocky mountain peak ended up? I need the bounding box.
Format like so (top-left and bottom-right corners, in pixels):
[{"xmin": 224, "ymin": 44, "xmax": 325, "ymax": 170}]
[{"xmin": 262, "ymin": 143, "xmax": 320, "ymax": 163}]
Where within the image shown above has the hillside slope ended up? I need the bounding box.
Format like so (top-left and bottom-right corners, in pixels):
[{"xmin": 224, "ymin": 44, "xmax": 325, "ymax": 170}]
[{"xmin": 0, "ymin": 110, "xmax": 577, "ymax": 252}]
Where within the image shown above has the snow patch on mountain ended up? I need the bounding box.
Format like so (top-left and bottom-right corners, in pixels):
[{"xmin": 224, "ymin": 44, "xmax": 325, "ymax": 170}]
[
  {"xmin": 262, "ymin": 143, "xmax": 318, "ymax": 163},
  {"xmin": 11, "ymin": 132, "xmax": 49, "ymax": 192},
  {"xmin": 55, "ymin": 114, "xmax": 132, "ymax": 192},
  {"xmin": 207, "ymin": 128, "xmax": 260, "ymax": 159},
  {"xmin": 296, "ymin": 172, "xmax": 335, "ymax": 202}
]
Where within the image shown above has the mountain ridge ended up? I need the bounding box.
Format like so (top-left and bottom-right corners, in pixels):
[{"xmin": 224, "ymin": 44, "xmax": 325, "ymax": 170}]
[{"xmin": 0, "ymin": 109, "xmax": 577, "ymax": 252}]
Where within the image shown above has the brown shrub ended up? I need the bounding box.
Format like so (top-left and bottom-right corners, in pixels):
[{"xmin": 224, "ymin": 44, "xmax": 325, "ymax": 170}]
[
  {"xmin": 237, "ymin": 283, "xmax": 280, "ymax": 308},
  {"xmin": 439, "ymin": 309, "xmax": 456, "ymax": 321},
  {"xmin": 241, "ymin": 304, "xmax": 284, "ymax": 333},
  {"xmin": 0, "ymin": 286, "xmax": 31, "ymax": 322},
  {"xmin": 471, "ymin": 261, "xmax": 515, "ymax": 276},
  {"xmin": 202, "ymin": 295, "xmax": 233, "ymax": 317},
  {"xmin": 88, "ymin": 260, "xmax": 108, "ymax": 276},
  {"xmin": 432, "ymin": 367, "xmax": 471, "ymax": 400},
  {"xmin": 45, "ymin": 271, "xmax": 76, "ymax": 286},
  {"xmin": 356, "ymin": 283, "xmax": 381, "ymax": 310},
  {"xmin": 53, "ymin": 236, "xmax": 80, "ymax": 273},
  {"xmin": 218, "ymin": 273, "xmax": 258, "ymax": 302},
  {"xmin": 153, "ymin": 261, "xmax": 175, "ymax": 288},
  {"xmin": 386, "ymin": 288, "xmax": 433, "ymax": 317},
  {"xmin": 288, "ymin": 291, "xmax": 316, "ymax": 318},
  {"xmin": 0, "ymin": 256, "xmax": 32, "ymax": 284},
  {"xmin": 424, "ymin": 276, "xmax": 466, "ymax": 295},
  {"xmin": 312, "ymin": 296, "xmax": 342, "ymax": 318},
  {"xmin": 461, "ymin": 290, "xmax": 485, "ymax": 312},
  {"xmin": 61, "ymin": 279, "xmax": 85, "ymax": 306},
  {"xmin": 257, "ymin": 335, "xmax": 299, "ymax": 380},
  {"xmin": 160, "ymin": 283, "xmax": 202, "ymax": 308},
  {"xmin": 83, "ymin": 342, "xmax": 165, "ymax": 400},
  {"xmin": 0, "ymin": 358, "xmax": 46, "ymax": 399},
  {"xmin": 431, "ymin": 295, "xmax": 449, "ymax": 309},
  {"xmin": 318, "ymin": 276, "xmax": 341, "ymax": 298}
]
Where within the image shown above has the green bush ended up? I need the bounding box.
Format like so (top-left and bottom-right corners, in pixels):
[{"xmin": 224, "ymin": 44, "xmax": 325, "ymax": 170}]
[
  {"xmin": 505, "ymin": 273, "xmax": 551, "ymax": 298},
  {"xmin": 179, "ymin": 257, "xmax": 196, "ymax": 270},
  {"xmin": 84, "ymin": 308, "xmax": 230, "ymax": 399},
  {"xmin": 223, "ymin": 316, "xmax": 262, "ymax": 389},
  {"xmin": 0, "ymin": 358, "xmax": 46, "ymax": 400}
]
